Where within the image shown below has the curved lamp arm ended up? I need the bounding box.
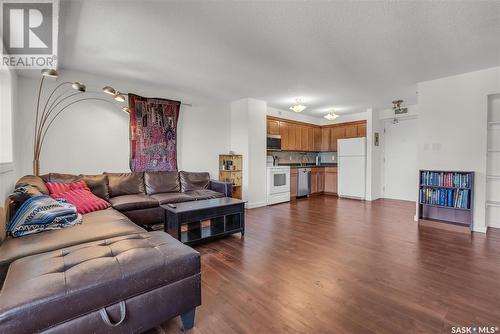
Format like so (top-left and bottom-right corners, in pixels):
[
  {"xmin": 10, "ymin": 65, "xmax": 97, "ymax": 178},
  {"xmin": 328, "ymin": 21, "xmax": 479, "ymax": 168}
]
[
  {"xmin": 33, "ymin": 76, "xmax": 45, "ymax": 157},
  {"xmin": 36, "ymin": 98, "xmax": 122, "ymax": 159},
  {"xmin": 35, "ymin": 91, "xmax": 84, "ymax": 150}
]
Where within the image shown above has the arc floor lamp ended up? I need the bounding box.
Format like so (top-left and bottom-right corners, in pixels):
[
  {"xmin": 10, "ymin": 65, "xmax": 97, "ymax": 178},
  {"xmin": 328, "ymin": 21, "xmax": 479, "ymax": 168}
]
[{"xmin": 32, "ymin": 68, "xmax": 129, "ymax": 176}]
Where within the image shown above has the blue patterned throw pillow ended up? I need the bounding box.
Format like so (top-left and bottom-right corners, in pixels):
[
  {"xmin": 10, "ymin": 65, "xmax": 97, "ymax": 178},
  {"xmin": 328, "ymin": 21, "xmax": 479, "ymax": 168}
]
[{"xmin": 7, "ymin": 195, "xmax": 82, "ymax": 237}]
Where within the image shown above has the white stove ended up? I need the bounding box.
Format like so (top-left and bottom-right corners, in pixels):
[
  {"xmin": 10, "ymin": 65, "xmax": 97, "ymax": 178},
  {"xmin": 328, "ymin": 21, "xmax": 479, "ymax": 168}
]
[{"xmin": 266, "ymin": 166, "xmax": 291, "ymax": 205}]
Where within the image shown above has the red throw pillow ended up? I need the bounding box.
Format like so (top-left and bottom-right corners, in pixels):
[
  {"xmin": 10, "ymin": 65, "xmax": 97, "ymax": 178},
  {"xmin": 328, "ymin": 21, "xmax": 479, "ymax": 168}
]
[
  {"xmin": 46, "ymin": 180, "xmax": 88, "ymax": 193},
  {"xmin": 47, "ymin": 180, "xmax": 110, "ymax": 214}
]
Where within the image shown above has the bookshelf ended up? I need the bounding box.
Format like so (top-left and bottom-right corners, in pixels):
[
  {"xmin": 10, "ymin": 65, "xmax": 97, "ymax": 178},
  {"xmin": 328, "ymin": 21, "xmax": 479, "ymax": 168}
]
[
  {"xmin": 418, "ymin": 170, "xmax": 474, "ymax": 231},
  {"xmin": 219, "ymin": 154, "xmax": 242, "ymax": 199},
  {"xmin": 486, "ymin": 94, "xmax": 500, "ymax": 228}
]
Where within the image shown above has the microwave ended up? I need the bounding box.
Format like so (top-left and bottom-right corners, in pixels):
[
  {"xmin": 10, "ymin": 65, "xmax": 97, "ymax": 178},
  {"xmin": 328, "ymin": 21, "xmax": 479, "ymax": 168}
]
[{"xmin": 267, "ymin": 135, "xmax": 281, "ymax": 150}]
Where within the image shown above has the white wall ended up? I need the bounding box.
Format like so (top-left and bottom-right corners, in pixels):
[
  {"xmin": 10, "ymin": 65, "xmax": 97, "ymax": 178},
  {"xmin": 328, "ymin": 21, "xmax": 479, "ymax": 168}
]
[
  {"xmin": 0, "ymin": 66, "xmax": 18, "ymax": 203},
  {"xmin": 417, "ymin": 66, "xmax": 500, "ymax": 233},
  {"xmin": 231, "ymin": 98, "xmax": 267, "ymax": 208},
  {"xmin": 366, "ymin": 109, "xmax": 383, "ymax": 201},
  {"xmin": 14, "ymin": 69, "xmax": 231, "ymax": 180}
]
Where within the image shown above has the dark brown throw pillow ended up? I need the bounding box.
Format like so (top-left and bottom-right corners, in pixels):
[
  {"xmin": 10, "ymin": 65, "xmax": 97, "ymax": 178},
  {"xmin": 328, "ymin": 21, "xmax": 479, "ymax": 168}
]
[
  {"xmin": 78, "ymin": 174, "xmax": 110, "ymax": 200},
  {"xmin": 179, "ymin": 171, "xmax": 210, "ymax": 192}
]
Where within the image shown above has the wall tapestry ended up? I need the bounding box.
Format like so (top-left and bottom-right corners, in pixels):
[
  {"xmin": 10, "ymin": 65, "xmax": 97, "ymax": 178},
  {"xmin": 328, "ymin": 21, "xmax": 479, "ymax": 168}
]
[{"xmin": 128, "ymin": 94, "xmax": 180, "ymax": 172}]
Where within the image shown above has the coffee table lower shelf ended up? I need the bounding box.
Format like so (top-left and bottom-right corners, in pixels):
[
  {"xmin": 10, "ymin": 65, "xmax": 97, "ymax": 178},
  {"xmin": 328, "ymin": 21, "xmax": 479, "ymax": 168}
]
[{"xmin": 161, "ymin": 198, "xmax": 245, "ymax": 246}]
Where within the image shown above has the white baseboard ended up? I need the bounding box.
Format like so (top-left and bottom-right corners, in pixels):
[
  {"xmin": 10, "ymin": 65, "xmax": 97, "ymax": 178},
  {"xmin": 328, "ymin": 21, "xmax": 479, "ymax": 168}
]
[
  {"xmin": 488, "ymin": 222, "xmax": 500, "ymax": 229},
  {"xmin": 473, "ymin": 225, "xmax": 488, "ymax": 233},
  {"xmin": 246, "ymin": 201, "xmax": 267, "ymax": 209}
]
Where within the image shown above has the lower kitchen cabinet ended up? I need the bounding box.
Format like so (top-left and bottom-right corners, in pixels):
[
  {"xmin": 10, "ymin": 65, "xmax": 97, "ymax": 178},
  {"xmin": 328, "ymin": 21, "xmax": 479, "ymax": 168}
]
[
  {"xmin": 324, "ymin": 167, "xmax": 337, "ymax": 194},
  {"xmin": 290, "ymin": 169, "xmax": 298, "ymax": 197},
  {"xmin": 311, "ymin": 167, "xmax": 326, "ymax": 194},
  {"xmin": 318, "ymin": 169, "xmax": 325, "ymax": 193},
  {"xmin": 311, "ymin": 168, "xmax": 318, "ymax": 193}
]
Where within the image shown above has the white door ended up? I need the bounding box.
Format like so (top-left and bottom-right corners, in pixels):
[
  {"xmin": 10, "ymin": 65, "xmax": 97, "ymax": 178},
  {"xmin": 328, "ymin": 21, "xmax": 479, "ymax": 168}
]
[{"xmin": 383, "ymin": 118, "xmax": 418, "ymax": 201}]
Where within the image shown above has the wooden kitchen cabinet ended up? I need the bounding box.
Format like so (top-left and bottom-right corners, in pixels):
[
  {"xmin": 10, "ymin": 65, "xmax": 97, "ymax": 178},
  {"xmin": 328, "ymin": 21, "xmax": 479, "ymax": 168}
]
[
  {"xmin": 308, "ymin": 127, "xmax": 314, "ymax": 151},
  {"xmin": 357, "ymin": 123, "xmax": 367, "ymax": 137},
  {"xmin": 311, "ymin": 167, "xmax": 326, "ymax": 194},
  {"xmin": 313, "ymin": 127, "xmax": 322, "ymax": 151},
  {"xmin": 295, "ymin": 126, "xmax": 302, "ymax": 151},
  {"xmin": 345, "ymin": 124, "xmax": 358, "ymax": 138},
  {"xmin": 279, "ymin": 121, "xmax": 289, "ymax": 150},
  {"xmin": 267, "ymin": 116, "xmax": 366, "ymax": 153},
  {"xmin": 330, "ymin": 126, "xmax": 345, "ymax": 152},
  {"xmin": 267, "ymin": 119, "xmax": 280, "ymax": 135},
  {"xmin": 288, "ymin": 123, "xmax": 296, "ymax": 151},
  {"xmin": 311, "ymin": 168, "xmax": 318, "ymax": 193},
  {"xmin": 290, "ymin": 169, "xmax": 298, "ymax": 197},
  {"xmin": 321, "ymin": 127, "xmax": 330, "ymax": 151},
  {"xmin": 300, "ymin": 126, "xmax": 309, "ymax": 151},
  {"xmin": 324, "ymin": 167, "xmax": 337, "ymax": 194},
  {"xmin": 318, "ymin": 168, "xmax": 325, "ymax": 193}
]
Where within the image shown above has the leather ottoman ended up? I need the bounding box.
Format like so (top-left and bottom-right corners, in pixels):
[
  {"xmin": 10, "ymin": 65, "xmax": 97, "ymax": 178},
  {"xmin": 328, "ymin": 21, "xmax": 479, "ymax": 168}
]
[{"xmin": 0, "ymin": 232, "xmax": 201, "ymax": 333}]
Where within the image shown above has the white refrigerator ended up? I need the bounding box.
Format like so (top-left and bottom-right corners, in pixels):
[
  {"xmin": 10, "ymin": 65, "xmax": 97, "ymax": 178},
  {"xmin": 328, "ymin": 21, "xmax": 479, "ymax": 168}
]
[{"xmin": 338, "ymin": 137, "xmax": 366, "ymax": 200}]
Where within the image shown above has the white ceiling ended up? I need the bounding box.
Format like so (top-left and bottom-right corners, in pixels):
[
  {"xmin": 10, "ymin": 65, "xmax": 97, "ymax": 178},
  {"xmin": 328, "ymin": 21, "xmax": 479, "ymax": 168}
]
[{"xmin": 58, "ymin": 0, "xmax": 500, "ymax": 117}]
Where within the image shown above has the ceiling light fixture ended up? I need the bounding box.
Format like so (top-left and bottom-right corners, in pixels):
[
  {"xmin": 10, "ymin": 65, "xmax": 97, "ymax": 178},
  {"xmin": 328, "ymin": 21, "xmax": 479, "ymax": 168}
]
[
  {"xmin": 324, "ymin": 110, "xmax": 339, "ymax": 121},
  {"xmin": 289, "ymin": 98, "xmax": 306, "ymax": 113}
]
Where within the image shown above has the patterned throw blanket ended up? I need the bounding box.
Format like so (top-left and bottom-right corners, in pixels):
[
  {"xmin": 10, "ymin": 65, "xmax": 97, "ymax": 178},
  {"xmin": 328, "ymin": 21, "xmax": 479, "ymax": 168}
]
[{"xmin": 7, "ymin": 195, "xmax": 82, "ymax": 237}]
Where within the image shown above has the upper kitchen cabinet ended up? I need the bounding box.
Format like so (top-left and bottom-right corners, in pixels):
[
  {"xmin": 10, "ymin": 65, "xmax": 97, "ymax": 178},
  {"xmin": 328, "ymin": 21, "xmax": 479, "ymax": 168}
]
[
  {"xmin": 344, "ymin": 124, "xmax": 358, "ymax": 138},
  {"xmin": 308, "ymin": 127, "xmax": 314, "ymax": 151},
  {"xmin": 267, "ymin": 119, "xmax": 280, "ymax": 135},
  {"xmin": 330, "ymin": 126, "xmax": 345, "ymax": 151},
  {"xmin": 357, "ymin": 123, "xmax": 367, "ymax": 137},
  {"xmin": 267, "ymin": 116, "xmax": 366, "ymax": 152},
  {"xmin": 321, "ymin": 127, "xmax": 330, "ymax": 151},
  {"xmin": 313, "ymin": 127, "xmax": 321, "ymax": 151},
  {"xmin": 300, "ymin": 126, "xmax": 309, "ymax": 151},
  {"xmin": 279, "ymin": 121, "xmax": 289, "ymax": 150}
]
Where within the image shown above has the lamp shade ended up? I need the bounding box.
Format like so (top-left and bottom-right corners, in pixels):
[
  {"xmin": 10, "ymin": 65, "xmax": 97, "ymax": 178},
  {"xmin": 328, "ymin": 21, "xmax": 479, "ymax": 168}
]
[
  {"xmin": 114, "ymin": 93, "xmax": 126, "ymax": 102},
  {"xmin": 71, "ymin": 82, "xmax": 86, "ymax": 92},
  {"xmin": 41, "ymin": 69, "xmax": 58, "ymax": 78},
  {"xmin": 102, "ymin": 86, "xmax": 116, "ymax": 95}
]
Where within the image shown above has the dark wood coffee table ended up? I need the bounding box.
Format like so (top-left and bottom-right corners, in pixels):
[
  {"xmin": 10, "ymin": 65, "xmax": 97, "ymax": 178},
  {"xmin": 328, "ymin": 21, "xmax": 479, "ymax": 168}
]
[{"xmin": 161, "ymin": 197, "xmax": 245, "ymax": 245}]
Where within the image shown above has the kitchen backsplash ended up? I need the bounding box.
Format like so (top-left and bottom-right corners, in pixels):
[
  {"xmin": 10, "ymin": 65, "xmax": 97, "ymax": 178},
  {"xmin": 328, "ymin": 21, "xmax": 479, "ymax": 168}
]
[{"xmin": 269, "ymin": 151, "xmax": 337, "ymax": 164}]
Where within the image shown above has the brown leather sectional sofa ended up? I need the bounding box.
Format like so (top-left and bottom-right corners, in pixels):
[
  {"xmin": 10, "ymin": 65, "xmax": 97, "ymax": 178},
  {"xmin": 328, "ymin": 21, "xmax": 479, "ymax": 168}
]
[{"xmin": 0, "ymin": 170, "xmax": 232, "ymax": 333}]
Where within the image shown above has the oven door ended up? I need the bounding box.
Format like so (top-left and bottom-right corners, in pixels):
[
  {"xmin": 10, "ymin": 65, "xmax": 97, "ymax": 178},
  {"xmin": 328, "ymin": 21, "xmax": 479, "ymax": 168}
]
[{"xmin": 269, "ymin": 170, "xmax": 290, "ymax": 194}]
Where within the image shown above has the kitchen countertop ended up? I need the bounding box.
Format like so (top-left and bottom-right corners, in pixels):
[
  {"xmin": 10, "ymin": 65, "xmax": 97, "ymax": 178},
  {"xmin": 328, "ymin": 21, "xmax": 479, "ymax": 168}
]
[{"xmin": 276, "ymin": 163, "xmax": 337, "ymax": 168}]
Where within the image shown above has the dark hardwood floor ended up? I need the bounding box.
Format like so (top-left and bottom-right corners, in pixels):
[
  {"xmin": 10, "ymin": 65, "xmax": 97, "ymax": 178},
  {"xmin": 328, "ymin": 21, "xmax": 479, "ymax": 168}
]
[{"xmin": 158, "ymin": 195, "xmax": 500, "ymax": 333}]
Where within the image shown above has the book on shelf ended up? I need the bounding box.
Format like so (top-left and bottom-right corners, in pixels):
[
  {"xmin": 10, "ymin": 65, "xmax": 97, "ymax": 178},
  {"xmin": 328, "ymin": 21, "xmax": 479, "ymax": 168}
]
[
  {"xmin": 419, "ymin": 187, "xmax": 470, "ymax": 209},
  {"xmin": 420, "ymin": 171, "xmax": 471, "ymax": 188}
]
